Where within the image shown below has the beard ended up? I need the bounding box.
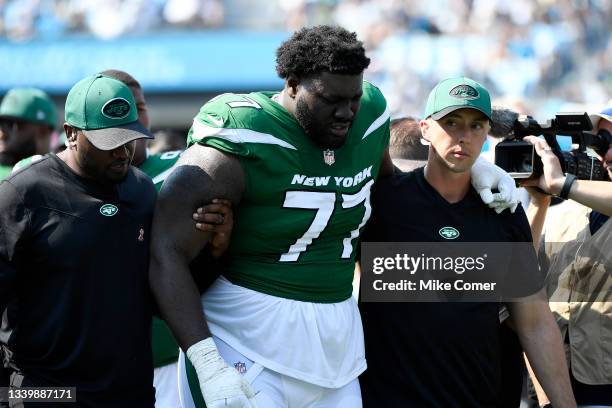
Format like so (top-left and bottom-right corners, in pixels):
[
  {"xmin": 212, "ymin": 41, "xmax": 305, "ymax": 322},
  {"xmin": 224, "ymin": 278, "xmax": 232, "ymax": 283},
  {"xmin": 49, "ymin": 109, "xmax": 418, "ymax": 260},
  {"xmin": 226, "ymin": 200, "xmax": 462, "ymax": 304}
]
[
  {"xmin": 295, "ymin": 98, "xmax": 348, "ymax": 149},
  {"xmin": 295, "ymin": 97, "xmax": 319, "ymax": 144},
  {"xmin": 295, "ymin": 97, "xmax": 347, "ymax": 149},
  {"xmin": 79, "ymin": 151, "xmax": 128, "ymax": 185}
]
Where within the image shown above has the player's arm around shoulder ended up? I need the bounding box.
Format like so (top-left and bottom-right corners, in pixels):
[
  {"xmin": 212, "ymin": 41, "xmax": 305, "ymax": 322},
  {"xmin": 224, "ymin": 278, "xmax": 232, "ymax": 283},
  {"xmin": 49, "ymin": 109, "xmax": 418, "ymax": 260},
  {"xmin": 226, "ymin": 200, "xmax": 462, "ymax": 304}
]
[{"xmin": 149, "ymin": 143, "xmax": 244, "ymax": 350}]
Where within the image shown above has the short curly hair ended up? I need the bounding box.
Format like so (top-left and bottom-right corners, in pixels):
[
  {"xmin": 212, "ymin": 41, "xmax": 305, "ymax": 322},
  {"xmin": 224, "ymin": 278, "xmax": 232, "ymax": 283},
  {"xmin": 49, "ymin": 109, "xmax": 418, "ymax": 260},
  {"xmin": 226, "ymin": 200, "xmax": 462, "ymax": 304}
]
[{"xmin": 276, "ymin": 25, "xmax": 370, "ymax": 79}]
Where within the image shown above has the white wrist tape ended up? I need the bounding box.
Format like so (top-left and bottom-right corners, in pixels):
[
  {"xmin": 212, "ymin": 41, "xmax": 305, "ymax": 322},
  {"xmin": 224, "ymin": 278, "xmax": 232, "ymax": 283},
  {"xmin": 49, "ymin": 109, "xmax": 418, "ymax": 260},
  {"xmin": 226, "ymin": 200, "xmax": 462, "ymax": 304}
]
[
  {"xmin": 186, "ymin": 337, "xmax": 226, "ymax": 382},
  {"xmin": 186, "ymin": 337, "xmax": 257, "ymax": 408}
]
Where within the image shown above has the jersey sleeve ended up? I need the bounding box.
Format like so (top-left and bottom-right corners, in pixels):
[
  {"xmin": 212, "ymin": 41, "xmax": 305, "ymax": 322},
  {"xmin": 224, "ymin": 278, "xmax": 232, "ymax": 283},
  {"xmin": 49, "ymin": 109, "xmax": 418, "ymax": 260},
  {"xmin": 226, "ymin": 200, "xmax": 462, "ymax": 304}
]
[
  {"xmin": 186, "ymin": 93, "xmax": 260, "ymax": 157},
  {"xmin": 361, "ymin": 81, "xmax": 391, "ymax": 150},
  {"xmin": 0, "ymin": 181, "xmax": 30, "ymax": 311}
]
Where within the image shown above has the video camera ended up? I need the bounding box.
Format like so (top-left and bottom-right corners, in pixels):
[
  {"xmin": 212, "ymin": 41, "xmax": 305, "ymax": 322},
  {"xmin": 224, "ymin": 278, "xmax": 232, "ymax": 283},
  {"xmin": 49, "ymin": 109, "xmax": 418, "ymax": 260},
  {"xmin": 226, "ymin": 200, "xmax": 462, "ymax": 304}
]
[{"xmin": 494, "ymin": 111, "xmax": 611, "ymax": 181}]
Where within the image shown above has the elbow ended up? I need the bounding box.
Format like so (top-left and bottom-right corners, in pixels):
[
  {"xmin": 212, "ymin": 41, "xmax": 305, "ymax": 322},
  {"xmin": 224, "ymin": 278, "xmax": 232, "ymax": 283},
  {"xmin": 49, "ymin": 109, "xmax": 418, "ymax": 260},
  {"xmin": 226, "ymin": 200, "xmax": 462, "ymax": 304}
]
[{"xmin": 520, "ymin": 306, "xmax": 557, "ymax": 341}]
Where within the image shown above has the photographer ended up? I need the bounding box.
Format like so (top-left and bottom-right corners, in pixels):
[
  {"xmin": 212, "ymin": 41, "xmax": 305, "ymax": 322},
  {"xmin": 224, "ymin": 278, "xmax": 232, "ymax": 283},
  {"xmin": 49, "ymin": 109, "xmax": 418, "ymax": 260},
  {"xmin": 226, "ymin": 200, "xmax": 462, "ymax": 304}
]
[{"xmin": 522, "ymin": 106, "xmax": 612, "ymax": 407}]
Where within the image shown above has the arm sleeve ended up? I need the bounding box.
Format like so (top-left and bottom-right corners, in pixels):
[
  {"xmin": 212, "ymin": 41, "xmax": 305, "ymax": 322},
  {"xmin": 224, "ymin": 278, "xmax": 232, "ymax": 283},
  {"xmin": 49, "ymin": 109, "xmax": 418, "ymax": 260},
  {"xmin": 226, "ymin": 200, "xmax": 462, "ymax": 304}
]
[
  {"xmin": 186, "ymin": 94, "xmax": 253, "ymax": 157},
  {"xmin": 0, "ymin": 181, "xmax": 30, "ymax": 312}
]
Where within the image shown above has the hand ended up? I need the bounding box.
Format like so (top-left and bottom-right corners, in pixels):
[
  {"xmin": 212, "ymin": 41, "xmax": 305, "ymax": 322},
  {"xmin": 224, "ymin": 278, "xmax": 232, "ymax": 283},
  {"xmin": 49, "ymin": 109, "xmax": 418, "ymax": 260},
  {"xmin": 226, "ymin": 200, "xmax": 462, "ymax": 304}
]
[
  {"xmin": 193, "ymin": 199, "xmax": 234, "ymax": 258},
  {"xmin": 471, "ymin": 156, "xmax": 520, "ymax": 213},
  {"xmin": 187, "ymin": 338, "xmax": 258, "ymax": 408},
  {"xmin": 520, "ymin": 136, "xmax": 566, "ymax": 196}
]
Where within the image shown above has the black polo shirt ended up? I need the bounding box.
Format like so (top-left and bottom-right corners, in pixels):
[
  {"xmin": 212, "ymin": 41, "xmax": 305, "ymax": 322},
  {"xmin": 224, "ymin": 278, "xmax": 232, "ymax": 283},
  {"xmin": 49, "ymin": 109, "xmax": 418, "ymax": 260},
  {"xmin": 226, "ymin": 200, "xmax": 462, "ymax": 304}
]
[
  {"xmin": 0, "ymin": 154, "xmax": 156, "ymax": 407},
  {"xmin": 359, "ymin": 167, "xmax": 538, "ymax": 408}
]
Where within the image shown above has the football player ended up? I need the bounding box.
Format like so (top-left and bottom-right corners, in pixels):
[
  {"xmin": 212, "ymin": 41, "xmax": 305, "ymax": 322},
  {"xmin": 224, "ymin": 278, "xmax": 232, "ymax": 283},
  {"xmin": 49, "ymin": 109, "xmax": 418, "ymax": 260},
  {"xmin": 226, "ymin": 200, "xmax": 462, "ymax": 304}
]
[{"xmin": 150, "ymin": 26, "xmax": 518, "ymax": 408}]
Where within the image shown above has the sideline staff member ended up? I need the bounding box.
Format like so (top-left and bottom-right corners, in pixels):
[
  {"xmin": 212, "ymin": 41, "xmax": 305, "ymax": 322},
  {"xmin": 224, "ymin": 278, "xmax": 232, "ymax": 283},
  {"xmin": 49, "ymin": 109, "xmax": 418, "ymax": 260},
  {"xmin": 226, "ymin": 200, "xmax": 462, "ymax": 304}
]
[
  {"xmin": 0, "ymin": 88, "xmax": 57, "ymax": 180},
  {"xmin": 0, "ymin": 74, "xmax": 155, "ymax": 407},
  {"xmin": 359, "ymin": 77, "xmax": 575, "ymax": 408}
]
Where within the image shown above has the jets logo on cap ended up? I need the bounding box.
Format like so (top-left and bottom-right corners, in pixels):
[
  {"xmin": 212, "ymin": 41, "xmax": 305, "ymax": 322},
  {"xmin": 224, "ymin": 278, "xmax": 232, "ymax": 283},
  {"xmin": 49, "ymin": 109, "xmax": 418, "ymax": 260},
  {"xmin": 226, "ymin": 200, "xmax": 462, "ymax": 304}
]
[
  {"xmin": 102, "ymin": 98, "xmax": 131, "ymax": 119},
  {"xmin": 439, "ymin": 226, "xmax": 460, "ymax": 239},
  {"xmin": 100, "ymin": 204, "xmax": 119, "ymax": 217},
  {"xmin": 449, "ymin": 85, "xmax": 479, "ymax": 100}
]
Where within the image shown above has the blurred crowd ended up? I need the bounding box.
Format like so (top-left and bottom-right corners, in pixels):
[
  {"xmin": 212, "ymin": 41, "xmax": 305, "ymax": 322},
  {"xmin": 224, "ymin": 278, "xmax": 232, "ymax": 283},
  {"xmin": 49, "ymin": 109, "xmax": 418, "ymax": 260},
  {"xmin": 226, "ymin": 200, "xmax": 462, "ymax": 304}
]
[
  {"xmin": 323, "ymin": 0, "xmax": 612, "ymax": 117},
  {"xmin": 1, "ymin": 0, "xmax": 611, "ymax": 116},
  {"xmin": 0, "ymin": 0, "xmax": 225, "ymax": 40}
]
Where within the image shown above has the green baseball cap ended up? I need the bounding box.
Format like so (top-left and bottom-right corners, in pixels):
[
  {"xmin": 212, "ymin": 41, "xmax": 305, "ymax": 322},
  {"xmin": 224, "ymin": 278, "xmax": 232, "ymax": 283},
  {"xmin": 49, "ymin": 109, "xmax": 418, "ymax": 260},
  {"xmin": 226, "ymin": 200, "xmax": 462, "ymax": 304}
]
[
  {"xmin": 424, "ymin": 77, "xmax": 492, "ymax": 120},
  {"xmin": 0, "ymin": 88, "xmax": 57, "ymax": 128},
  {"xmin": 65, "ymin": 74, "xmax": 152, "ymax": 151}
]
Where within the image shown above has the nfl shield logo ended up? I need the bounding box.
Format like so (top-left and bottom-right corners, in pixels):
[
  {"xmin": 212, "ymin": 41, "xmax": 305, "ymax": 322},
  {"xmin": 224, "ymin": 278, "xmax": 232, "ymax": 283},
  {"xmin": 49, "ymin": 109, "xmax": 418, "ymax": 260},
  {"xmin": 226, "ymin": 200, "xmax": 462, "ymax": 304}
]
[
  {"xmin": 323, "ymin": 149, "xmax": 335, "ymax": 166},
  {"xmin": 234, "ymin": 362, "xmax": 247, "ymax": 374}
]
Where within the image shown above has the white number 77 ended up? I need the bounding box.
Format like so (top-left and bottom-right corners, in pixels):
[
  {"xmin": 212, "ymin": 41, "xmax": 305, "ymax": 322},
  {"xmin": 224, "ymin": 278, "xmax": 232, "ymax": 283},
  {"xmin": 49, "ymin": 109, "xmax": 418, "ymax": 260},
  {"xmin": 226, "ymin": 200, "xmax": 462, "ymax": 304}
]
[{"xmin": 279, "ymin": 180, "xmax": 374, "ymax": 262}]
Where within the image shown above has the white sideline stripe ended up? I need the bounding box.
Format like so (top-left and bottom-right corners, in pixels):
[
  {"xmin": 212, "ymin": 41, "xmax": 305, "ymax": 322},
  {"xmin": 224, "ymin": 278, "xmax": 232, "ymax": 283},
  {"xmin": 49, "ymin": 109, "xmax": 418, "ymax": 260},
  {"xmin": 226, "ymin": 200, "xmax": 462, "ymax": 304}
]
[
  {"xmin": 191, "ymin": 119, "xmax": 297, "ymax": 150},
  {"xmin": 362, "ymin": 106, "xmax": 390, "ymax": 139}
]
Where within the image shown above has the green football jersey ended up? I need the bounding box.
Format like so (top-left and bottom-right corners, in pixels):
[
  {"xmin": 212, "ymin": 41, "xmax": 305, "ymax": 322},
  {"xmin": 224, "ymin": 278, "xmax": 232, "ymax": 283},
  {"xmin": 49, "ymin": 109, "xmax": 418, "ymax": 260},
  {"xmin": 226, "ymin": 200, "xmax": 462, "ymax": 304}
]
[
  {"xmin": 139, "ymin": 150, "xmax": 182, "ymax": 368},
  {"xmin": 187, "ymin": 81, "xmax": 390, "ymax": 302},
  {"xmin": 139, "ymin": 150, "xmax": 182, "ymax": 191}
]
